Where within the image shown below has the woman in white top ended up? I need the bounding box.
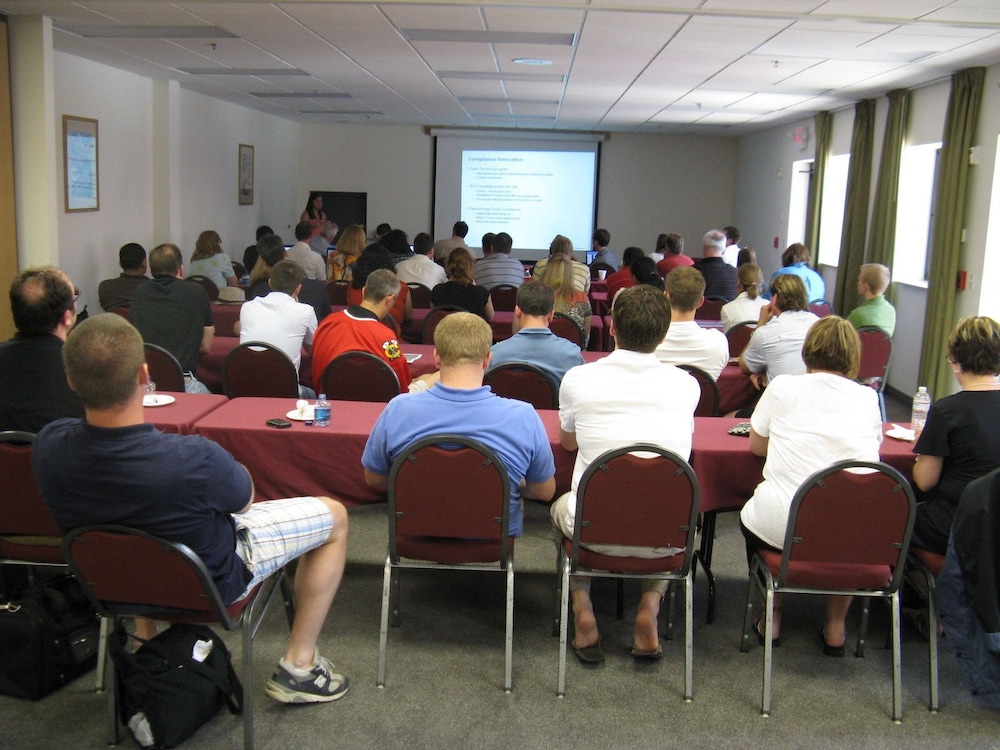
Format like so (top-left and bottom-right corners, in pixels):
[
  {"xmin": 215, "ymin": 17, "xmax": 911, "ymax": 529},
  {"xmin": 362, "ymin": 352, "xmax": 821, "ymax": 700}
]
[
  {"xmin": 721, "ymin": 263, "xmax": 768, "ymax": 332},
  {"xmin": 739, "ymin": 316, "xmax": 882, "ymax": 655}
]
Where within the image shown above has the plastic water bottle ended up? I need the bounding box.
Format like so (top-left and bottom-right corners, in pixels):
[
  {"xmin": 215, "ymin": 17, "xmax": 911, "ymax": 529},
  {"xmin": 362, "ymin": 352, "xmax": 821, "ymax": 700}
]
[
  {"xmin": 911, "ymin": 386, "xmax": 931, "ymax": 440},
  {"xmin": 314, "ymin": 394, "xmax": 331, "ymax": 428}
]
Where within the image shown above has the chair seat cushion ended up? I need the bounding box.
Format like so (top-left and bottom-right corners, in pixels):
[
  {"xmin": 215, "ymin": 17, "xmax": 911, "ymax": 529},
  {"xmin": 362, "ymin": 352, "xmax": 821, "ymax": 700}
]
[
  {"xmin": 0, "ymin": 536, "xmax": 65, "ymax": 565},
  {"xmin": 569, "ymin": 539, "xmax": 685, "ymax": 575},
  {"xmin": 759, "ymin": 549, "xmax": 891, "ymax": 590},
  {"xmin": 398, "ymin": 536, "xmax": 513, "ymax": 565}
]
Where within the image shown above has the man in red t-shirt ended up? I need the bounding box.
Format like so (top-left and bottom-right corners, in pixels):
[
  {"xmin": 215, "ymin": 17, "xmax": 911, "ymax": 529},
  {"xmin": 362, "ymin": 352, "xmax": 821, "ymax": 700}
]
[{"xmin": 312, "ymin": 269, "xmax": 437, "ymax": 393}]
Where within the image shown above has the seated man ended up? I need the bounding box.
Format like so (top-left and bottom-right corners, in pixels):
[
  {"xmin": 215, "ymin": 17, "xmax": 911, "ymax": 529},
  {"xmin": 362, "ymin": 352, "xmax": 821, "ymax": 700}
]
[
  {"xmin": 287, "ymin": 221, "xmax": 328, "ymax": 282},
  {"xmin": 249, "ymin": 234, "xmax": 332, "ymax": 324},
  {"xmin": 395, "ymin": 232, "xmax": 447, "ymax": 289},
  {"xmin": 765, "ymin": 242, "xmax": 825, "ymax": 303},
  {"xmin": 237, "ymin": 259, "xmax": 317, "ymax": 397},
  {"xmin": 311, "ymin": 269, "xmax": 436, "ymax": 394},
  {"xmin": 361, "ymin": 312, "xmax": 556, "ymax": 538},
  {"xmin": 0, "ymin": 267, "xmax": 84, "ymax": 432},
  {"xmin": 847, "ymin": 263, "xmax": 896, "ymax": 336},
  {"xmin": 693, "ymin": 230, "xmax": 738, "ymax": 301},
  {"xmin": 589, "ymin": 228, "xmax": 619, "ymax": 271},
  {"xmin": 490, "ymin": 281, "xmax": 584, "ymax": 387},
  {"xmin": 552, "ymin": 285, "xmax": 699, "ymax": 662},
  {"xmin": 33, "ymin": 313, "xmax": 350, "ymax": 704},
  {"xmin": 474, "ymin": 232, "xmax": 525, "ymax": 290},
  {"xmin": 654, "ymin": 266, "xmax": 729, "ymax": 380},
  {"xmin": 739, "ymin": 273, "xmax": 819, "ymax": 390},
  {"xmin": 130, "ymin": 243, "xmax": 214, "ymax": 394},
  {"xmin": 98, "ymin": 243, "xmax": 148, "ymax": 311}
]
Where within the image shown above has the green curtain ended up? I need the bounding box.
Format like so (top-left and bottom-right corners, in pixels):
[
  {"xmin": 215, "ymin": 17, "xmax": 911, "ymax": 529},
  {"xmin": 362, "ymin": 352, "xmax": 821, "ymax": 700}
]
[
  {"xmin": 803, "ymin": 111, "xmax": 830, "ymax": 254},
  {"xmin": 866, "ymin": 89, "xmax": 910, "ymax": 294},
  {"xmin": 918, "ymin": 67, "xmax": 985, "ymax": 398},
  {"xmin": 833, "ymin": 99, "xmax": 875, "ymax": 314}
]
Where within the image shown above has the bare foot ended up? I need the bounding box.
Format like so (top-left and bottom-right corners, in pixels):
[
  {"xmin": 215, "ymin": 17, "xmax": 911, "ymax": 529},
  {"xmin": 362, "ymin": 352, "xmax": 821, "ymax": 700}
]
[
  {"xmin": 571, "ymin": 589, "xmax": 600, "ymax": 649},
  {"xmin": 633, "ymin": 592, "xmax": 661, "ymax": 653}
]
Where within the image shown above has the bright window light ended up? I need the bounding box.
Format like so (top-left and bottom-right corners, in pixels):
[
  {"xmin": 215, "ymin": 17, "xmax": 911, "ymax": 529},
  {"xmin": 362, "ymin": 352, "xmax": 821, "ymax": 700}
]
[
  {"xmin": 893, "ymin": 142, "xmax": 941, "ymax": 284},
  {"xmin": 817, "ymin": 154, "xmax": 850, "ymax": 267}
]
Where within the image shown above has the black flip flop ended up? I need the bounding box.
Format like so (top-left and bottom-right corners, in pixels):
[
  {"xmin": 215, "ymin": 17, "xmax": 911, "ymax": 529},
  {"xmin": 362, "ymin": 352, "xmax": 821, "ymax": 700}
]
[
  {"xmin": 630, "ymin": 644, "xmax": 663, "ymax": 661},
  {"xmin": 571, "ymin": 638, "xmax": 605, "ymax": 665}
]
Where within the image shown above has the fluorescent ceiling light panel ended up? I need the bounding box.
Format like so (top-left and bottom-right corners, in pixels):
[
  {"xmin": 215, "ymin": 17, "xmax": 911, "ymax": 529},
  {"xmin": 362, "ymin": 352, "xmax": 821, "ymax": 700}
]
[
  {"xmin": 59, "ymin": 25, "xmax": 237, "ymax": 39},
  {"xmin": 438, "ymin": 71, "xmax": 565, "ymax": 82},
  {"xmin": 402, "ymin": 30, "xmax": 575, "ymax": 45},
  {"xmin": 250, "ymin": 92, "xmax": 352, "ymax": 98},
  {"xmin": 179, "ymin": 68, "xmax": 307, "ymax": 76}
]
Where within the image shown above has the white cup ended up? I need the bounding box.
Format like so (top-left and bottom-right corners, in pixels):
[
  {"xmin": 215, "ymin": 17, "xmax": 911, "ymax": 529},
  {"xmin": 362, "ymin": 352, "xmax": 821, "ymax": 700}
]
[{"xmin": 597, "ymin": 270, "xmax": 607, "ymax": 280}]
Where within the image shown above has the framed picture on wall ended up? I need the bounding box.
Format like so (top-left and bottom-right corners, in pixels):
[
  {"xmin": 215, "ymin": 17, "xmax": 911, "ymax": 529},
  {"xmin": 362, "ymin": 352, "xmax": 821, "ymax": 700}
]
[
  {"xmin": 238, "ymin": 143, "xmax": 254, "ymax": 205},
  {"xmin": 63, "ymin": 115, "xmax": 99, "ymax": 212}
]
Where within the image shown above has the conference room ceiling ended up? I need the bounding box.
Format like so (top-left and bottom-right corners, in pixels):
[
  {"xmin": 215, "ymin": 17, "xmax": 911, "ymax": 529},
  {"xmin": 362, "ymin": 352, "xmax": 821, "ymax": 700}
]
[{"xmin": 3, "ymin": 1, "xmax": 1000, "ymax": 135}]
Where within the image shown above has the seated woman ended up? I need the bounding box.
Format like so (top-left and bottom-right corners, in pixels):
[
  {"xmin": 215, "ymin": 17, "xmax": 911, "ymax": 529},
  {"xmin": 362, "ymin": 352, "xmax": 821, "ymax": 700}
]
[
  {"xmin": 431, "ymin": 248, "xmax": 494, "ymax": 321},
  {"xmin": 721, "ymin": 263, "xmax": 768, "ymax": 332},
  {"xmin": 739, "ymin": 316, "xmax": 882, "ymax": 654},
  {"xmin": 328, "ymin": 224, "xmax": 366, "ymax": 282},
  {"xmin": 912, "ymin": 316, "xmax": 1000, "ymax": 555},
  {"xmin": 604, "ymin": 246, "xmax": 645, "ymax": 300},
  {"xmin": 534, "ymin": 253, "xmax": 592, "ymax": 345},
  {"xmin": 346, "ymin": 244, "xmax": 412, "ymax": 329},
  {"xmin": 187, "ymin": 230, "xmax": 239, "ymax": 290}
]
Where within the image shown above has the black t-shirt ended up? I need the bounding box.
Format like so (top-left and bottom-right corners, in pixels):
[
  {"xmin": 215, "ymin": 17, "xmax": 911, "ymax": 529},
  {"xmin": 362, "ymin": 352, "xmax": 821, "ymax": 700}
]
[
  {"xmin": 431, "ymin": 282, "xmax": 490, "ymax": 318},
  {"xmin": 0, "ymin": 333, "xmax": 84, "ymax": 433},
  {"xmin": 131, "ymin": 276, "xmax": 213, "ymax": 372}
]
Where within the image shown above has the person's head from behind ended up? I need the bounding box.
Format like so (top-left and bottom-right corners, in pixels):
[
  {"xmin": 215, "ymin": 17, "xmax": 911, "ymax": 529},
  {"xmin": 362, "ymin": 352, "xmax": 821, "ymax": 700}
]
[
  {"xmin": 434, "ymin": 312, "xmax": 492, "ymax": 367},
  {"xmin": 321, "ymin": 222, "xmax": 339, "ymax": 241},
  {"xmin": 255, "ymin": 225, "xmax": 274, "ymax": 242},
  {"xmin": 737, "ymin": 247, "xmax": 757, "ymax": 267},
  {"xmin": 294, "ymin": 221, "xmax": 313, "ymax": 242},
  {"xmin": 363, "ymin": 268, "xmax": 399, "ymax": 305},
  {"xmin": 119, "ymin": 243, "xmax": 146, "ymax": 273},
  {"xmin": 452, "ymin": 221, "xmax": 469, "ymax": 239},
  {"xmin": 269, "ymin": 260, "xmax": 304, "ymax": 295},
  {"xmin": 630, "ymin": 257, "xmax": 664, "ymax": 290},
  {"xmin": 10, "ymin": 267, "xmax": 76, "ymax": 335},
  {"xmin": 493, "ymin": 232, "xmax": 513, "ymax": 255},
  {"xmin": 63, "ymin": 313, "xmax": 145, "ymax": 410},
  {"xmin": 549, "ymin": 235, "xmax": 573, "ymax": 257},
  {"xmin": 381, "ymin": 229, "xmax": 411, "ymax": 257},
  {"xmin": 149, "ymin": 243, "xmax": 183, "ymax": 277},
  {"xmin": 375, "ymin": 223, "xmax": 391, "ymax": 239},
  {"xmin": 351, "ymin": 244, "xmax": 396, "ymax": 289},
  {"xmin": 413, "ymin": 232, "xmax": 434, "ymax": 257},
  {"xmin": 802, "ymin": 316, "xmax": 860, "ymax": 379},
  {"xmin": 948, "ymin": 316, "xmax": 1000, "ymax": 376},
  {"xmin": 664, "ymin": 267, "xmax": 706, "ymax": 313},
  {"xmin": 337, "ymin": 225, "xmax": 367, "ymax": 257},
  {"xmin": 516, "ymin": 281, "xmax": 555, "ymax": 318},
  {"xmin": 737, "ymin": 263, "xmax": 762, "ymax": 299},
  {"xmin": 257, "ymin": 234, "xmax": 286, "ymax": 268},
  {"xmin": 592, "ymin": 228, "xmax": 611, "ymax": 248},
  {"xmin": 665, "ymin": 233, "xmax": 684, "ymax": 256},
  {"xmin": 782, "ymin": 242, "xmax": 810, "ymax": 266},
  {"xmin": 702, "ymin": 230, "xmax": 726, "ymax": 256},
  {"xmin": 621, "ymin": 246, "xmax": 644, "ymax": 268},
  {"xmin": 446, "ymin": 248, "xmax": 475, "ymax": 286},
  {"xmin": 481, "ymin": 232, "xmax": 496, "ymax": 255},
  {"xmin": 536, "ymin": 253, "xmax": 575, "ymax": 301},
  {"xmin": 858, "ymin": 263, "xmax": 890, "ymax": 297},
  {"xmin": 655, "ymin": 234, "xmax": 668, "ymax": 254},
  {"xmin": 192, "ymin": 230, "xmax": 222, "ymax": 261},
  {"xmin": 724, "ymin": 226, "xmax": 741, "ymax": 245},
  {"xmin": 611, "ymin": 285, "xmax": 671, "ymax": 353},
  {"xmin": 770, "ymin": 273, "xmax": 808, "ymax": 313}
]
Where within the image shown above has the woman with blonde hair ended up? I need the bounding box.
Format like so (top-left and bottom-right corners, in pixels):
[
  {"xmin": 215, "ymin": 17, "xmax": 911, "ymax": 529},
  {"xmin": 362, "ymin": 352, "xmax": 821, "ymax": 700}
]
[
  {"xmin": 431, "ymin": 248, "xmax": 494, "ymax": 321},
  {"xmin": 187, "ymin": 230, "xmax": 239, "ymax": 290},
  {"xmin": 328, "ymin": 224, "xmax": 366, "ymax": 281},
  {"xmin": 721, "ymin": 263, "xmax": 768, "ymax": 332},
  {"xmin": 912, "ymin": 316, "xmax": 1000, "ymax": 555},
  {"xmin": 535, "ymin": 252, "xmax": 592, "ymax": 344},
  {"xmin": 740, "ymin": 316, "xmax": 882, "ymax": 654}
]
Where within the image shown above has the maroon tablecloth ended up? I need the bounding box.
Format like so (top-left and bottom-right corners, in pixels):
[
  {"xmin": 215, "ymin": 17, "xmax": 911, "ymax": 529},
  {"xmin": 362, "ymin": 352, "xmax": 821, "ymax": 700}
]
[
  {"xmin": 144, "ymin": 392, "xmax": 229, "ymax": 435},
  {"xmin": 212, "ymin": 303, "xmax": 242, "ymax": 337}
]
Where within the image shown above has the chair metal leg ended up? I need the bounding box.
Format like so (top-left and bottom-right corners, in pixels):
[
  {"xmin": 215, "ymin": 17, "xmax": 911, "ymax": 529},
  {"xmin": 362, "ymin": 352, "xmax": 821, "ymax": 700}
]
[
  {"xmin": 683, "ymin": 572, "xmax": 693, "ymax": 701},
  {"xmin": 616, "ymin": 578, "xmax": 624, "ymax": 620},
  {"xmin": 891, "ymin": 591, "xmax": 903, "ymax": 722},
  {"xmin": 665, "ymin": 580, "xmax": 676, "ymax": 642},
  {"xmin": 926, "ymin": 575, "xmax": 939, "ymax": 712},
  {"xmin": 106, "ymin": 618, "xmax": 122, "ymax": 746},
  {"xmin": 856, "ymin": 599, "xmax": 870, "ymax": 657},
  {"xmin": 696, "ymin": 511, "xmax": 718, "ymax": 624},
  {"xmin": 739, "ymin": 568, "xmax": 756, "ymax": 653},
  {"xmin": 95, "ymin": 616, "xmax": 110, "ymax": 692},
  {"xmin": 552, "ymin": 543, "xmax": 562, "ymax": 637},
  {"xmin": 504, "ymin": 557, "xmax": 514, "ymax": 693},
  {"xmin": 242, "ymin": 618, "xmax": 255, "ymax": 750},
  {"xmin": 377, "ymin": 555, "xmax": 392, "ymax": 688},
  {"xmin": 279, "ymin": 575, "xmax": 296, "ymax": 629},
  {"xmin": 761, "ymin": 586, "xmax": 775, "ymax": 716},
  {"xmin": 557, "ymin": 551, "xmax": 571, "ymax": 697}
]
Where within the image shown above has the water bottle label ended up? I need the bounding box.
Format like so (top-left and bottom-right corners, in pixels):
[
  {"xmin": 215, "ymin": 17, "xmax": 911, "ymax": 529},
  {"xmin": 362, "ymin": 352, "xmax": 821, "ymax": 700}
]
[{"xmin": 314, "ymin": 406, "xmax": 331, "ymax": 425}]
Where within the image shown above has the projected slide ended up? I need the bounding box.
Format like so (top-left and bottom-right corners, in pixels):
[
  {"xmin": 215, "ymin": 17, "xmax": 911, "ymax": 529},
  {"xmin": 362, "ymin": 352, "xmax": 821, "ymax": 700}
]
[{"xmin": 460, "ymin": 150, "xmax": 596, "ymax": 252}]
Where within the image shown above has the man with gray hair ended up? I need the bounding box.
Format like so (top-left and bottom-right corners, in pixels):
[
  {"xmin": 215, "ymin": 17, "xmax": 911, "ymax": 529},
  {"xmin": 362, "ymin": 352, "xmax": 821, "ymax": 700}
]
[
  {"xmin": 694, "ymin": 229, "xmax": 737, "ymax": 301},
  {"xmin": 310, "ymin": 221, "xmax": 339, "ymax": 260},
  {"xmin": 311, "ymin": 269, "xmax": 437, "ymax": 393}
]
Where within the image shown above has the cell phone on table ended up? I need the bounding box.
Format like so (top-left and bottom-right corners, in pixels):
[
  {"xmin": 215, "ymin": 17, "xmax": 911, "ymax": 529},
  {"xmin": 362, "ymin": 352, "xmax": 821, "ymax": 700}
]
[{"xmin": 266, "ymin": 418, "xmax": 293, "ymax": 429}]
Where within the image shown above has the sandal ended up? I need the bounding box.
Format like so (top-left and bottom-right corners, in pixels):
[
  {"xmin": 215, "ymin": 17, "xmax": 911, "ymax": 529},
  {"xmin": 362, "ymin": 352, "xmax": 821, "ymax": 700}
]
[{"xmin": 753, "ymin": 617, "xmax": 781, "ymax": 648}]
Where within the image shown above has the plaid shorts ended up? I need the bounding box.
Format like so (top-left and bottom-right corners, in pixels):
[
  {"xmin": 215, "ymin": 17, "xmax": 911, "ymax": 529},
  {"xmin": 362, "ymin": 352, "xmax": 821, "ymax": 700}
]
[{"xmin": 233, "ymin": 496, "xmax": 334, "ymax": 597}]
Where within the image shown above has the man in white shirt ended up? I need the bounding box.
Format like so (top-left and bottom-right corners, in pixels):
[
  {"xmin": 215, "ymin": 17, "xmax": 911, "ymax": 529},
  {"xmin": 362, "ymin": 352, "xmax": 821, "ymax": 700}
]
[
  {"xmin": 722, "ymin": 225, "xmax": 741, "ymax": 268},
  {"xmin": 395, "ymin": 232, "xmax": 447, "ymax": 289},
  {"xmin": 237, "ymin": 259, "xmax": 318, "ymax": 396},
  {"xmin": 655, "ymin": 267, "xmax": 729, "ymax": 380},
  {"xmin": 287, "ymin": 222, "xmax": 328, "ymax": 282},
  {"xmin": 552, "ymin": 285, "xmax": 699, "ymax": 663},
  {"xmin": 739, "ymin": 273, "xmax": 819, "ymax": 390}
]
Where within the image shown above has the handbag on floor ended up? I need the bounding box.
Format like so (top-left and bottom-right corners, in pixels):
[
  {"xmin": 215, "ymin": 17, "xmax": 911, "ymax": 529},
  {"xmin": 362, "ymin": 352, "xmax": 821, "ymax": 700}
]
[
  {"xmin": 0, "ymin": 572, "xmax": 101, "ymax": 700},
  {"xmin": 108, "ymin": 623, "xmax": 243, "ymax": 749}
]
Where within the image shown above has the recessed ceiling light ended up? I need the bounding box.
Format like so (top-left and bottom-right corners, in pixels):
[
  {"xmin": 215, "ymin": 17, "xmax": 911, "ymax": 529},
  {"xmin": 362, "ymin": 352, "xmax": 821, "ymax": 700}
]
[{"xmin": 513, "ymin": 58, "xmax": 553, "ymax": 66}]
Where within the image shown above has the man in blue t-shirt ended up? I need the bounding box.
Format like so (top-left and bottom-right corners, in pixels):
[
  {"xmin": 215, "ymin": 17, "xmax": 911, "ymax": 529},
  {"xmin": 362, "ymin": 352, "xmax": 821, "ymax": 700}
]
[
  {"xmin": 362, "ymin": 312, "xmax": 556, "ymax": 537},
  {"xmin": 33, "ymin": 313, "xmax": 351, "ymax": 706}
]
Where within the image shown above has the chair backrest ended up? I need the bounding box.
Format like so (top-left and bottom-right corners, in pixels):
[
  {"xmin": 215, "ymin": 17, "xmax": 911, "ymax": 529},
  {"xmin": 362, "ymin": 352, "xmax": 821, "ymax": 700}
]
[
  {"xmin": 387, "ymin": 435, "xmax": 512, "ymax": 565},
  {"xmin": 422, "ymin": 305, "xmax": 465, "ymax": 345},
  {"xmin": 778, "ymin": 460, "xmax": 915, "ymax": 591},
  {"xmin": 856, "ymin": 326, "xmax": 892, "ymax": 390},
  {"xmin": 0, "ymin": 432, "xmax": 64, "ymax": 563},
  {"xmin": 143, "ymin": 342, "xmax": 186, "ymax": 393},
  {"xmin": 726, "ymin": 321, "xmax": 756, "ymax": 359},
  {"xmin": 222, "ymin": 341, "xmax": 300, "ymax": 398},
  {"xmin": 484, "ymin": 362, "xmax": 558, "ymax": 409},
  {"xmin": 406, "ymin": 283, "xmax": 433, "ymax": 309},
  {"xmin": 187, "ymin": 275, "xmax": 219, "ymax": 301},
  {"xmin": 550, "ymin": 312, "xmax": 585, "ymax": 349},
  {"xmin": 590, "ymin": 262, "xmax": 616, "ymax": 280},
  {"xmin": 321, "ymin": 350, "xmax": 401, "ymax": 402},
  {"xmin": 232, "ymin": 261, "xmax": 248, "ymax": 280},
  {"xmin": 809, "ymin": 299, "xmax": 833, "ymax": 317},
  {"xmin": 111, "ymin": 305, "xmax": 131, "ymax": 321},
  {"xmin": 326, "ymin": 280, "xmax": 350, "ymax": 306},
  {"xmin": 572, "ymin": 445, "xmax": 699, "ymax": 572},
  {"xmin": 678, "ymin": 364, "xmax": 720, "ymax": 417},
  {"xmin": 695, "ymin": 297, "xmax": 727, "ymax": 321},
  {"xmin": 63, "ymin": 525, "xmax": 243, "ymax": 628},
  {"xmin": 489, "ymin": 285, "xmax": 519, "ymax": 312}
]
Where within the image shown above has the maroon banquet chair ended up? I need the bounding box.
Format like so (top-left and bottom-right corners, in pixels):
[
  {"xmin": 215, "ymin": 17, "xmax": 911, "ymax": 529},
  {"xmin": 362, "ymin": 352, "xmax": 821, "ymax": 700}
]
[
  {"xmin": 187, "ymin": 275, "xmax": 220, "ymax": 301},
  {"xmin": 695, "ymin": 297, "xmax": 727, "ymax": 322},
  {"xmin": 222, "ymin": 341, "xmax": 300, "ymax": 398},
  {"xmin": 809, "ymin": 299, "xmax": 833, "ymax": 317},
  {"xmin": 678, "ymin": 364, "xmax": 720, "ymax": 417},
  {"xmin": 590, "ymin": 262, "xmax": 616, "ymax": 280},
  {"xmin": 489, "ymin": 285, "xmax": 519, "ymax": 313},
  {"xmin": 406, "ymin": 283, "xmax": 433, "ymax": 309},
  {"xmin": 421, "ymin": 305, "xmax": 464, "ymax": 345},
  {"xmin": 550, "ymin": 312, "xmax": 585, "ymax": 350},
  {"xmin": 326, "ymin": 280, "xmax": 350, "ymax": 307},
  {"xmin": 726, "ymin": 321, "xmax": 757, "ymax": 359},
  {"xmin": 321, "ymin": 350, "xmax": 401, "ymax": 403},
  {"xmin": 856, "ymin": 326, "xmax": 893, "ymax": 421},
  {"xmin": 143, "ymin": 343, "xmax": 186, "ymax": 393},
  {"xmin": 484, "ymin": 362, "xmax": 558, "ymax": 409}
]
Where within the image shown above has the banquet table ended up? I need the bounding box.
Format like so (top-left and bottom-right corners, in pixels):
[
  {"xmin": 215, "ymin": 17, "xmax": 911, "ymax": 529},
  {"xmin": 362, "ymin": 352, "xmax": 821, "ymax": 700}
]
[{"xmin": 144, "ymin": 392, "xmax": 229, "ymax": 435}]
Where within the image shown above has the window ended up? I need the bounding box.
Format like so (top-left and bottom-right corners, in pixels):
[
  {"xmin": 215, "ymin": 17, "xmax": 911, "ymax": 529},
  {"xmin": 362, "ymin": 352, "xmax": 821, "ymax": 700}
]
[
  {"xmin": 893, "ymin": 142, "xmax": 941, "ymax": 285},
  {"xmin": 816, "ymin": 154, "xmax": 850, "ymax": 267},
  {"xmin": 786, "ymin": 159, "xmax": 812, "ymax": 247}
]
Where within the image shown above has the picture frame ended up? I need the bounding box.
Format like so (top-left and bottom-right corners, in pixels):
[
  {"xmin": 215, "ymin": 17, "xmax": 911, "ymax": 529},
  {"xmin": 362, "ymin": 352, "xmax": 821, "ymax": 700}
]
[
  {"xmin": 238, "ymin": 143, "xmax": 254, "ymax": 205},
  {"xmin": 63, "ymin": 115, "xmax": 99, "ymax": 212}
]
